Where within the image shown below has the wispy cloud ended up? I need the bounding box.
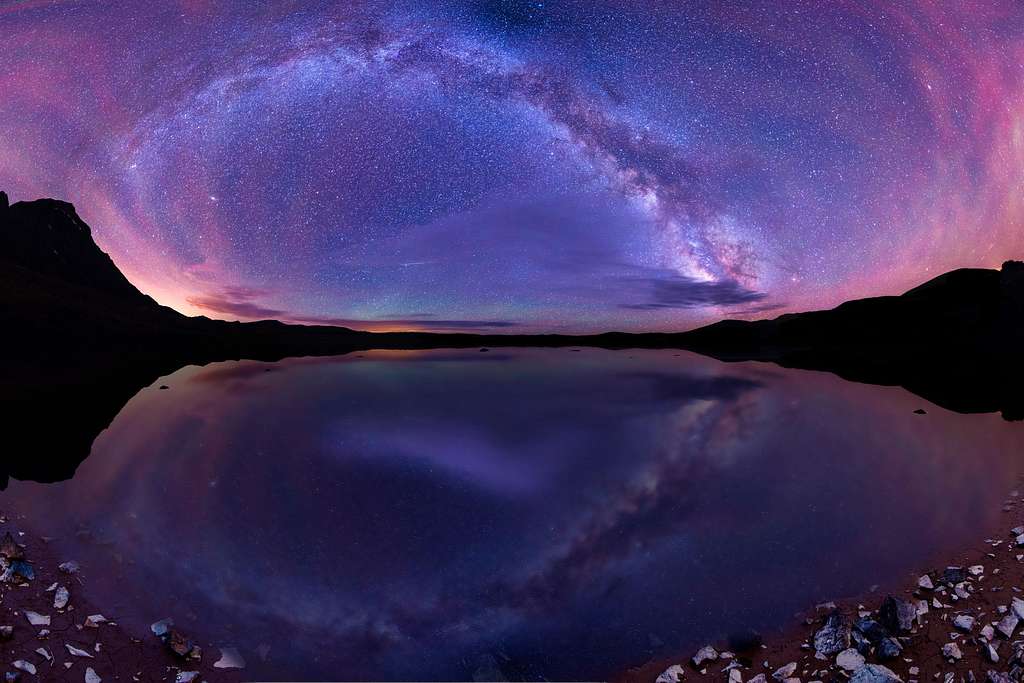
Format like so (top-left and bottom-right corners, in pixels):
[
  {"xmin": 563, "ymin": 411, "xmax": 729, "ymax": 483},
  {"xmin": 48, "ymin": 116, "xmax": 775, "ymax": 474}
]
[
  {"xmin": 617, "ymin": 269, "xmax": 768, "ymax": 310},
  {"xmin": 186, "ymin": 289, "xmax": 521, "ymax": 332}
]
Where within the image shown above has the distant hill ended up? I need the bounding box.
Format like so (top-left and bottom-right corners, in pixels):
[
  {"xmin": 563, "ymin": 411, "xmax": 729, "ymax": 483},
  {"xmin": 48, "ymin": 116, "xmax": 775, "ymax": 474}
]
[{"xmin": 0, "ymin": 191, "xmax": 1021, "ymax": 486}]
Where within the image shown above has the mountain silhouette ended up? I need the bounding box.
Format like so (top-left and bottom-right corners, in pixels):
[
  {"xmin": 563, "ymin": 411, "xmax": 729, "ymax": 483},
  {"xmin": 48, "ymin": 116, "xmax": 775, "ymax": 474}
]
[{"xmin": 1, "ymin": 193, "xmax": 1021, "ymax": 486}]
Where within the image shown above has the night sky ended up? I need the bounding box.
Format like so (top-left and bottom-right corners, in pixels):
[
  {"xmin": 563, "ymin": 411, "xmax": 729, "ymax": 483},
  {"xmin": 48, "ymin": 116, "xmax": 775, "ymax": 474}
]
[{"xmin": 2, "ymin": 1, "xmax": 1023, "ymax": 333}]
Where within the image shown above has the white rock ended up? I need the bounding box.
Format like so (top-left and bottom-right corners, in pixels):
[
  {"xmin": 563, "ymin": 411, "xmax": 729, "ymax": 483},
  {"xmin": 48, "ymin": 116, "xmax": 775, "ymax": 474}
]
[
  {"xmin": 176, "ymin": 673, "xmax": 200, "ymax": 683},
  {"xmin": 12, "ymin": 660, "xmax": 36, "ymax": 675},
  {"xmin": 656, "ymin": 664, "xmax": 685, "ymax": 683},
  {"xmin": 85, "ymin": 667, "xmax": 101, "ymax": 683},
  {"xmin": 65, "ymin": 643, "xmax": 94, "ymax": 658},
  {"xmin": 54, "ymin": 585, "xmax": 69, "ymax": 610},
  {"xmin": 997, "ymin": 613, "xmax": 1019, "ymax": 638},
  {"xmin": 35, "ymin": 647, "xmax": 51, "ymax": 661},
  {"xmin": 849, "ymin": 664, "xmax": 903, "ymax": 683},
  {"xmin": 214, "ymin": 647, "xmax": 246, "ymax": 670},
  {"xmin": 24, "ymin": 611, "xmax": 49, "ymax": 626},
  {"xmin": 986, "ymin": 643, "xmax": 1000, "ymax": 663},
  {"xmin": 84, "ymin": 614, "xmax": 106, "ymax": 628},
  {"xmin": 729, "ymin": 669, "xmax": 743, "ymax": 683},
  {"xmin": 953, "ymin": 614, "xmax": 975, "ymax": 631},
  {"xmin": 1012, "ymin": 597, "xmax": 1024, "ymax": 620},
  {"xmin": 836, "ymin": 649, "xmax": 865, "ymax": 671},
  {"xmin": 982, "ymin": 624, "xmax": 996, "ymax": 640},
  {"xmin": 942, "ymin": 642, "xmax": 962, "ymax": 661},
  {"xmin": 773, "ymin": 663, "xmax": 797, "ymax": 681},
  {"xmin": 692, "ymin": 645, "xmax": 718, "ymax": 667},
  {"xmin": 918, "ymin": 575, "xmax": 934, "ymax": 590},
  {"xmin": 969, "ymin": 565, "xmax": 985, "ymax": 576}
]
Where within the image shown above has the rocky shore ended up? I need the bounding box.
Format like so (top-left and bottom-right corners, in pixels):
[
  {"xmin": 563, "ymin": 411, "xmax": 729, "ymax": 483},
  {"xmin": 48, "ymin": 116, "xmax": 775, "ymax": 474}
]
[
  {"xmin": 0, "ymin": 511, "xmax": 242, "ymax": 682},
  {"xmin": 625, "ymin": 482, "xmax": 1024, "ymax": 683}
]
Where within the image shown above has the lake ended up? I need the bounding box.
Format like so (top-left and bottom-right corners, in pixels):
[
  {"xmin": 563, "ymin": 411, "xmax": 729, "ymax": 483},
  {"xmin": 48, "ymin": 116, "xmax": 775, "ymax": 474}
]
[{"xmin": 3, "ymin": 348, "xmax": 1022, "ymax": 681}]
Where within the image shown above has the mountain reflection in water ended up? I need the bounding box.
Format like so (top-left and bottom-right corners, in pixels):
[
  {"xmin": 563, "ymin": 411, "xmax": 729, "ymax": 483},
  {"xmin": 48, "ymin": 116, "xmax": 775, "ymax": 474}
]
[{"xmin": 4, "ymin": 348, "xmax": 1022, "ymax": 681}]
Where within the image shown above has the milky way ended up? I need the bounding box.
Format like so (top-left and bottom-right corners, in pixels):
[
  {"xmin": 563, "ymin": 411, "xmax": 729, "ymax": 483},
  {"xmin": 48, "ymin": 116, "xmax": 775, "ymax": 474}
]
[{"xmin": 2, "ymin": 1, "xmax": 1023, "ymax": 332}]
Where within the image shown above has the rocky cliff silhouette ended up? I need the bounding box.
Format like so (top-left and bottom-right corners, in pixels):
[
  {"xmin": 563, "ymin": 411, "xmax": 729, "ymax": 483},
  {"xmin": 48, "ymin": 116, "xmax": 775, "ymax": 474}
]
[{"xmin": 1, "ymin": 193, "xmax": 1021, "ymax": 487}]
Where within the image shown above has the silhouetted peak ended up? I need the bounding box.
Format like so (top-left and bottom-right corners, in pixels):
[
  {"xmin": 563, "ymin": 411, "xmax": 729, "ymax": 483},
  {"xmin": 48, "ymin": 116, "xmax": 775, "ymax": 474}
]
[
  {"xmin": 1, "ymin": 195, "xmax": 144, "ymax": 302},
  {"xmin": 0, "ymin": 191, "xmax": 8, "ymax": 212}
]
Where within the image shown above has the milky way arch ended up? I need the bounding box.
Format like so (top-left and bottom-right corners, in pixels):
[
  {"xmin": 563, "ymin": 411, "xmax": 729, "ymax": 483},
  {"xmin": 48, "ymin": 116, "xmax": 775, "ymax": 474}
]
[{"xmin": 1, "ymin": 1, "xmax": 1022, "ymax": 332}]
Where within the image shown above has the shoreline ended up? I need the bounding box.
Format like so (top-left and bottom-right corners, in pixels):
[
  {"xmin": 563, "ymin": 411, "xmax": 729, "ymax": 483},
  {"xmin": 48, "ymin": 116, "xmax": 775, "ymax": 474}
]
[
  {"xmin": 0, "ymin": 509, "xmax": 243, "ymax": 682},
  {"xmin": 619, "ymin": 474, "xmax": 1024, "ymax": 683}
]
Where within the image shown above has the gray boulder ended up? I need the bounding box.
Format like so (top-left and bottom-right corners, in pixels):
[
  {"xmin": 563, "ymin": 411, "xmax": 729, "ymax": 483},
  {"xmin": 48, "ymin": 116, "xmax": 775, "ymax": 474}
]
[
  {"xmin": 850, "ymin": 664, "xmax": 903, "ymax": 683},
  {"xmin": 814, "ymin": 613, "xmax": 851, "ymax": 657}
]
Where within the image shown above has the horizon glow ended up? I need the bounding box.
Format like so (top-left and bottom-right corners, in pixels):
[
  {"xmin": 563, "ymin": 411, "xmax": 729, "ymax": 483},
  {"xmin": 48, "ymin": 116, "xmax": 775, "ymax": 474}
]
[{"xmin": 1, "ymin": 1, "xmax": 1023, "ymax": 333}]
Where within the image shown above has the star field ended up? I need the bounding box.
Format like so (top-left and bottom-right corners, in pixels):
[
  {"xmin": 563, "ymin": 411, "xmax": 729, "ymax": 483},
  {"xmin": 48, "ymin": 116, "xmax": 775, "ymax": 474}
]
[{"xmin": 1, "ymin": 1, "xmax": 1022, "ymax": 332}]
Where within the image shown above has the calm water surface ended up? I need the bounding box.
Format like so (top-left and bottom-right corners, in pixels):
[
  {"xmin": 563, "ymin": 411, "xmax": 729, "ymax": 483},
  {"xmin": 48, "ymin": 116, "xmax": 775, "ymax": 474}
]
[{"xmin": 5, "ymin": 349, "xmax": 1023, "ymax": 680}]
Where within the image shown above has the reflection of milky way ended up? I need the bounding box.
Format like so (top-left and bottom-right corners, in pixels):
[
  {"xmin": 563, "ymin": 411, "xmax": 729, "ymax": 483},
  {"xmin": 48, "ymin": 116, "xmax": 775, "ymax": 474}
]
[
  {"xmin": 2, "ymin": 2, "xmax": 1023, "ymax": 331},
  {"xmin": 4, "ymin": 350, "xmax": 1024, "ymax": 680}
]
